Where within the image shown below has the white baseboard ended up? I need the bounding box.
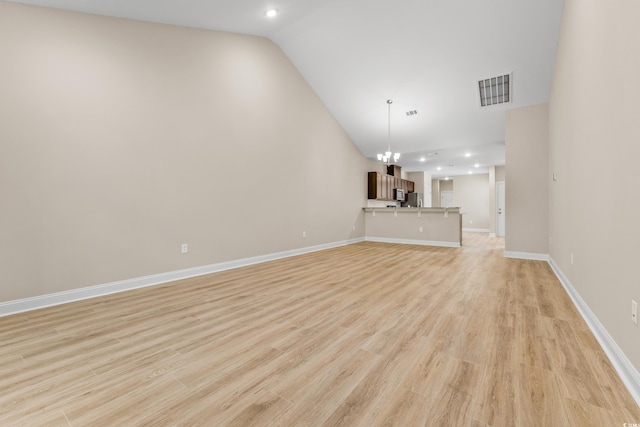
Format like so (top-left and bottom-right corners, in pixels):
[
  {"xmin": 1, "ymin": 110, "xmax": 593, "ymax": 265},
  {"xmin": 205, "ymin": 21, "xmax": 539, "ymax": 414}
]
[
  {"xmin": 489, "ymin": 233, "xmax": 497, "ymax": 238},
  {"xmin": 0, "ymin": 238, "xmax": 365, "ymax": 318},
  {"xmin": 364, "ymin": 236, "xmax": 460, "ymax": 248},
  {"xmin": 462, "ymin": 228, "xmax": 490, "ymax": 233},
  {"xmin": 548, "ymin": 257, "xmax": 640, "ymax": 408},
  {"xmin": 504, "ymin": 251, "xmax": 550, "ymax": 261}
]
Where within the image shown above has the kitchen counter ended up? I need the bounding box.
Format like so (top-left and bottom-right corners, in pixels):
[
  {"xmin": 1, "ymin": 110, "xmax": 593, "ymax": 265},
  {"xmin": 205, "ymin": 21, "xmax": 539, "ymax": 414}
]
[
  {"xmin": 362, "ymin": 206, "xmax": 462, "ymax": 247},
  {"xmin": 363, "ymin": 206, "xmax": 460, "ymax": 213}
]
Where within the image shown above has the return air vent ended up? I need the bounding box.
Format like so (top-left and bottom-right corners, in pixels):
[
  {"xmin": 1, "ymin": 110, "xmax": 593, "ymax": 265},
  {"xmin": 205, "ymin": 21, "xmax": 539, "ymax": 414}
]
[{"xmin": 478, "ymin": 73, "xmax": 511, "ymax": 107}]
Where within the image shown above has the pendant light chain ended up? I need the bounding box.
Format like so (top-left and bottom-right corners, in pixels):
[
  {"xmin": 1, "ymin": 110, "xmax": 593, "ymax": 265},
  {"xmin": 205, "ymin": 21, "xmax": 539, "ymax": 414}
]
[
  {"xmin": 387, "ymin": 99, "xmax": 392, "ymax": 154},
  {"xmin": 377, "ymin": 99, "xmax": 400, "ymax": 165}
]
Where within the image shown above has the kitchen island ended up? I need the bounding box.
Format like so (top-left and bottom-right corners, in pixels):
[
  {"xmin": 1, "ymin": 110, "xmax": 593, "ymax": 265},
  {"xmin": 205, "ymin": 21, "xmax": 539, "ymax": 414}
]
[{"xmin": 363, "ymin": 207, "xmax": 462, "ymax": 247}]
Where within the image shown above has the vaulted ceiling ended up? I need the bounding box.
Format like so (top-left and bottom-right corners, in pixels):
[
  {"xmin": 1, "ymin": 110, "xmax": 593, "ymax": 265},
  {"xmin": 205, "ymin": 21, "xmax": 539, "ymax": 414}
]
[{"xmin": 8, "ymin": 0, "xmax": 564, "ymax": 178}]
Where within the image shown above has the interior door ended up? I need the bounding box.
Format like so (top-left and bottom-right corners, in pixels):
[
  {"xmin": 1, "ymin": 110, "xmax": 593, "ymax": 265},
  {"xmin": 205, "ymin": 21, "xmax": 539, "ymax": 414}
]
[
  {"xmin": 441, "ymin": 191, "xmax": 454, "ymax": 208},
  {"xmin": 496, "ymin": 182, "xmax": 505, "ymax": 237}
]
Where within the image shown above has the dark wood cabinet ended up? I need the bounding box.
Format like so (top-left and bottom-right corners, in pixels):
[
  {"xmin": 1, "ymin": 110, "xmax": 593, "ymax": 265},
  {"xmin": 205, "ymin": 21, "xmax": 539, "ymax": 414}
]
[
  {"xmin": 368, "ymin": 172, "xmax": 415, "ymax": 201},
  {"xmin": 387, "ymin": 165, "xmax": 402, "ymax": 178},
  {"xmin": 368, "ymin": 172, "xmax": 380, "ymax": 199}
]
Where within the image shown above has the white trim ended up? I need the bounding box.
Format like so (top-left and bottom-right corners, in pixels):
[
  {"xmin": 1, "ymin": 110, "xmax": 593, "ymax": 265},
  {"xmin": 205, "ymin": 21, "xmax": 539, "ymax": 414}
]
[
  {"xmin": 489, "ymin": 233, "xmax": 497, "ymax": 237},
  {"xmin": 462, "ymin": 228, "xmax": 490, "ymax": 233},
  {"xmin": 496, "ymin": 181, "xmax": 505, "ymax": 237},
  {"xmin": 504, "ymin": 251, "xmax": 550, "ymax": 261},
  {"xmin": 0, "ymin": 238, "xmax": 365, "ymax": 318},
  {"xmin": 365, "ymin": 236, "xmax": 460, "ymax": 248},
  {"xmin": 548, "ymin": 257, "xmax": 640, "ymax": 408}
]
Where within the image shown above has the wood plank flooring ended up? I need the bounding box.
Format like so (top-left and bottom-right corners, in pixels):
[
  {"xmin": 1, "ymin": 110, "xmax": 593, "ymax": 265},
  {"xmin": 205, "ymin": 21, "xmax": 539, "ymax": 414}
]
[{"xmin": 1, "ymin": 233, "xmax": 639, "ymax": 426}]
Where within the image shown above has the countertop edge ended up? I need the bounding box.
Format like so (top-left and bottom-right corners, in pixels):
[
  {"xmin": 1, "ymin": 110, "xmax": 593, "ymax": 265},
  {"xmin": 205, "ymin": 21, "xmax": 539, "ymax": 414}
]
[{"xmin": 362, "ymin": 207, "xmax": 461, "ymax": 213}]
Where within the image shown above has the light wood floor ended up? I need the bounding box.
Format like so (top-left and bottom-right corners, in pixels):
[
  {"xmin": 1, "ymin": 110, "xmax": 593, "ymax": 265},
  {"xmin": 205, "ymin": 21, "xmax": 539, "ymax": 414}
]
[{"xmin": 1, "ymin": 233, "xmax": 639, "ymax": 426}]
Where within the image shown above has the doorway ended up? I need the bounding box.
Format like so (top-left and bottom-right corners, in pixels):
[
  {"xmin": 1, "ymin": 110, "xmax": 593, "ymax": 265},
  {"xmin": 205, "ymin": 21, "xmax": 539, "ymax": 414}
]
[{"xmin": 441, "ymin": 191, "xmax": 454, "ymax": 208}]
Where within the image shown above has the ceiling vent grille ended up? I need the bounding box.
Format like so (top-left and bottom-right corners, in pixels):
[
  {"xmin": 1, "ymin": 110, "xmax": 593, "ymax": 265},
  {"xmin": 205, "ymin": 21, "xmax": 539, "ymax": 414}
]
[{"xmin": 478, "ymin": 73, "xmax": 511, "ymax": 107}]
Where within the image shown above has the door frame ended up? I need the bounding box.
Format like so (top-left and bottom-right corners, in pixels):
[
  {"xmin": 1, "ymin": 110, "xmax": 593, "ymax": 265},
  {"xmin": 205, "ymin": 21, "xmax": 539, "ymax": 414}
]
[{"xmin": 496, "ymin": 181, "xmax": 505, "ymax": 237}]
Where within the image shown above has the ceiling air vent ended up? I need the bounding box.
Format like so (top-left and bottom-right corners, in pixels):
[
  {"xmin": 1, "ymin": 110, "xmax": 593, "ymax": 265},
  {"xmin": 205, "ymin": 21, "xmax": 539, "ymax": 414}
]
[{"xmin": 478, "ymin": 73, "xmax": 511, "ymax": 107}]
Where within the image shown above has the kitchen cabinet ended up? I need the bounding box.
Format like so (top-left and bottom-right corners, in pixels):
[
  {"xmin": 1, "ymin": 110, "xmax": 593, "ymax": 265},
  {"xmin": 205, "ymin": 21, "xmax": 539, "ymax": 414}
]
[
  {"xmin": 387, "ymin": 165, "xmax": 402, "ymax": 178},
  {"xmin": 368, "ymin": 172, "xmax": 385, "ymax": 200},
  {"xmin": 368, "ymin": 172, "xmax": 415, "ymax": 201},
  {"xmin": 368, "ymin": 172, "xmax": 385, "ymax": 199}
]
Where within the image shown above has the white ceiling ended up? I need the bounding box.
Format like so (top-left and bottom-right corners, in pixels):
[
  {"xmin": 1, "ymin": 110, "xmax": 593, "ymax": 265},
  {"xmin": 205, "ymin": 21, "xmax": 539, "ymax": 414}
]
[{"xmin": 8, "ymin": 0, "xmax": 564, "ymax": 178}]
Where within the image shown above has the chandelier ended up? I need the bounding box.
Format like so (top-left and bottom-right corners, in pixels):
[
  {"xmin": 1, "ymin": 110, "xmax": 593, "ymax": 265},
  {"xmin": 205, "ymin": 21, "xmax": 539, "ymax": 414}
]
[{"xmin": 377, "ymin": 99, "xmax": 400, "ymax": 165}]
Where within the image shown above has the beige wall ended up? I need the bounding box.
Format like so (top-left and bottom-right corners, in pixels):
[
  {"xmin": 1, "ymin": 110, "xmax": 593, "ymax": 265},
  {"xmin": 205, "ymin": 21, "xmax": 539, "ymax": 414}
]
[
  {"xmin": 431, "ymin": 176, "xmax": 490, "ymax": 229},
  {"xmin": 549, "ymin": 0, "xmax": 640, "ymax": 372},
  {"xmin": 419, "ymin": 172, "xmax": 432, "ymax": 207},
  {"xmin": 431, "ymin": 180, "xmax": 440, "ymax": 207},
  {"xmin": 505, "ymin": 103, "xmax": 549, "ymax": 254},
  {"xmin": 440, "ymin": 180, "xmax": 453, "ymax": 192},
  {"xmin": 452, "ymin": 174, "xmax": 490, "ymax": 230},
  {"xmin": 406, "ymin": 171, "xmax": 432, "ymax": 207},
  {"xmin": 422, "ymin": 173, "xmax": 432, "ymax": 207},
  {"xmin": 0, "ymin": 2, "xmax": 369, "ymax": 302},
  {"xmin": 406, "ymin": 172, "xmax": 424, "ymax": 194}
]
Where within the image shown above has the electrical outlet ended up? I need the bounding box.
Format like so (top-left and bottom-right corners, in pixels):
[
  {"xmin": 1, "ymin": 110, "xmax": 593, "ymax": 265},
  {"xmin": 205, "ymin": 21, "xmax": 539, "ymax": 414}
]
[
  {"xmin": 352, "ymin": 225, "xmax": 356, "ymax": 231},
  {"xmin": 419, "ymin": 226, "xmax": 423, "ymax": 232},
  {"xmin": 302, "ymin": 231, "xmax": 306, "ymax": 238},
  {"xmin": 181, "ymin": 243, "xmax": 188, "ymax": 254},
  {"xmin": 632, "ymin": 300, "xmax": 638, "ymax": 325}
]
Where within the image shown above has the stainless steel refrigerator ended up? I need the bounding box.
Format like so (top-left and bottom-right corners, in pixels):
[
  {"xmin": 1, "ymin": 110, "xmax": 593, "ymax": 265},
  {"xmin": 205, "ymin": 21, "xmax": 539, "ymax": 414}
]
[{"xmin": 402, "ymin": 192, "xmax": 422, "ymax": 207}]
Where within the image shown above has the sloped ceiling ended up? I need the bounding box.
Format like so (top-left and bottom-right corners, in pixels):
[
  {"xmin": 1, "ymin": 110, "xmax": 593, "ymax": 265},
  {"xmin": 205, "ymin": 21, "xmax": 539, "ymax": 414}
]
[{"xmin": 7, "ymin": 0, "xmax": 564, "ymax": 178}]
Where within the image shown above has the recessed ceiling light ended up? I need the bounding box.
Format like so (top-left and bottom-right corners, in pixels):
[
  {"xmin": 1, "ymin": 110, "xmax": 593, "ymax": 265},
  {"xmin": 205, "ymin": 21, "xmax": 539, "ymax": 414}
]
[
  {"xmin": 474, "ymin": 163, "xmax": 479, "ymax": 168},
  {"xmin": 266, "ymin": 9, "xmax": 277, "ymax": 17},
  {"xmin": 419, "ymin": 157, "xmax": 426, "ymax": 162},
  {"xmin": 464, "ymin": 152, "xmax": 471, "ymax": 158},
  {"xmin": 444, "ymin": 177, "xmax": 450, "ymax": 181},
  {"xmin": 437, "ymin": 166, "xmax": 442, "ymax": 171},
  {"xmin": 468, "ymin": 171, "xmax": 473, "ymax": 174}
]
